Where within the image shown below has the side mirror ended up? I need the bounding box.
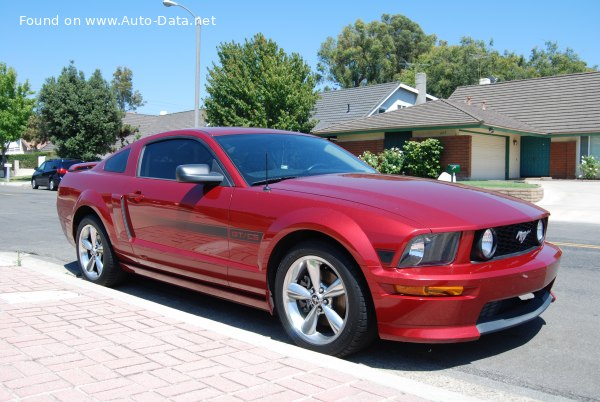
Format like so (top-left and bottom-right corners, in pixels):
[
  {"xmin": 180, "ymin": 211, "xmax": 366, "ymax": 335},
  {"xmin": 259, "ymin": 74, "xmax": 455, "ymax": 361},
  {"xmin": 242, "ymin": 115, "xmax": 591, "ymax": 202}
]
[{"xmin": 176, "ymin": 164, "xmax": 224, "ymax": 184}]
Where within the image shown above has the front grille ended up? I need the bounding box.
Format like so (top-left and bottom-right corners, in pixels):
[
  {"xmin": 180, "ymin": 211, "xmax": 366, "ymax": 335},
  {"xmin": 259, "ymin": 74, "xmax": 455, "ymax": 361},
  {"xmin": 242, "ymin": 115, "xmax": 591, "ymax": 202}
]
[
  {"xmin": 472, "ymin": 219, "xmax": 545, "ymax": 261},
  {"xmin": 494, "ymin": 221, "xmax": 540, "ymax": 257}
]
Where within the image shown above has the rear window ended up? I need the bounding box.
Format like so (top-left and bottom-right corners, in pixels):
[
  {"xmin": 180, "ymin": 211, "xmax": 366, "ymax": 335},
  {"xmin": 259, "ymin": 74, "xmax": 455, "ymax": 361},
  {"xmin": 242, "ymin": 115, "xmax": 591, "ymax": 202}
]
[{"xmin": 104, "ymin": 149, "xmax": 131, "ymax": 173}]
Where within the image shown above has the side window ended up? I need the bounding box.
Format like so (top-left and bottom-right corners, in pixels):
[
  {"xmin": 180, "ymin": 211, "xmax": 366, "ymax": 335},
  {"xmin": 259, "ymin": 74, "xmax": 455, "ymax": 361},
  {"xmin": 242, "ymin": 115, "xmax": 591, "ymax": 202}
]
[
  {"xmin": 104, "ymin": 149, "xmax": 131, "ymax": 173},
  {"xmin": 139, "ymin": 138, "xmax": 214, "ymax": 180}
]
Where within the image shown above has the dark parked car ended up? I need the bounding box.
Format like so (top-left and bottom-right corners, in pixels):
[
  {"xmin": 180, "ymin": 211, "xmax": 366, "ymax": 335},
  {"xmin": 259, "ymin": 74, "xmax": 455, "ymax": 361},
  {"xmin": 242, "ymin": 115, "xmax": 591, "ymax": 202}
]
[
  {"xmin": 56, "ymin": 128, "xmax": 561, "ymax": 357},
  {"xmin": 32, "ymin": 158, "xmax": 83, "ymax": 191}
]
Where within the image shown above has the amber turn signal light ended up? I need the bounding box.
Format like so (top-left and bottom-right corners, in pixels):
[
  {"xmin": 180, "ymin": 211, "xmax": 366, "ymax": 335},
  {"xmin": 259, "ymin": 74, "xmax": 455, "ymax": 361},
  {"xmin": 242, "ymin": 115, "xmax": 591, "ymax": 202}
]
[{"xmin": 394, "ymin": 285, "xmax": 464, "ymax": 297}]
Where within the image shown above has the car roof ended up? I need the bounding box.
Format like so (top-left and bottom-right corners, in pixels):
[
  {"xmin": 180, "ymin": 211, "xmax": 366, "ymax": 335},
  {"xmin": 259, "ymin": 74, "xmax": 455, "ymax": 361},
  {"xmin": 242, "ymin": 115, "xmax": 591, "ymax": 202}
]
[
  {"xmin": 135, "ymin": 127, "xmax": 316, "ymax": 146},
  {"xmin": 172, "ymin": 127, "xmax": 312, "ymax": 137}
]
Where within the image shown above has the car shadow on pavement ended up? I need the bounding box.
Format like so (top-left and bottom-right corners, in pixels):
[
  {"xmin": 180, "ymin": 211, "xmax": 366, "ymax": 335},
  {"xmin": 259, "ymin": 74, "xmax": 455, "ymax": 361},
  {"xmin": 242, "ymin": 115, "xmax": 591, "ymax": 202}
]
[
  {"xmin": 64, "ymin": 261, "xmax": 288, "ymax": 342},
  {"xmin": 64, "ymin": 260, "xmax": 545, "ymax": 370},
  {"xmin": 349, "ymin": 318, "xmax": 545, "ymax": 371}
]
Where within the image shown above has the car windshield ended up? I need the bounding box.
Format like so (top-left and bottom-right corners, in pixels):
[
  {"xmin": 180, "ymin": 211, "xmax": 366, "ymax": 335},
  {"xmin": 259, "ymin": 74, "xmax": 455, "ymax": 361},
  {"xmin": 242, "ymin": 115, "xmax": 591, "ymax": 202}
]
[{"xmin": 215, "ymin": 134, "xmax": 376, "ymax": 186}]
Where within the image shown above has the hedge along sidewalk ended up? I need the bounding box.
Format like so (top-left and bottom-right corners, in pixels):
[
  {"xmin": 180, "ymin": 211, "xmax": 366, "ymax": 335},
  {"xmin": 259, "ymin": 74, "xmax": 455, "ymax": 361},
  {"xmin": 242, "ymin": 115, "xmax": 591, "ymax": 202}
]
[
  {"xmin": 0, "ymin": 251, "xmax": 478, "ymax": 402},
  {"xmin": 6, "ymin": 152, "xmax": 54, "ymax": 169}
]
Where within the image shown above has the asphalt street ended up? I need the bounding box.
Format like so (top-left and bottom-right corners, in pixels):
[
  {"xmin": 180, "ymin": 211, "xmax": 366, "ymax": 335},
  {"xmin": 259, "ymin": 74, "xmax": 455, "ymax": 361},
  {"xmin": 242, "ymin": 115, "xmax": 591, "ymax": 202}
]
[{"xmin": 1, "ymin": 184, "xmax": 599, "ymax": 401}]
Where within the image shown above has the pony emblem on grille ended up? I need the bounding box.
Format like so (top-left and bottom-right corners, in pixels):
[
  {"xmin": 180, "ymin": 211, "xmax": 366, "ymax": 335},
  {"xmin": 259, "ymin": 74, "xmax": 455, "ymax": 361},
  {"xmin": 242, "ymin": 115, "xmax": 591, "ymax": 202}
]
[{"xmin": 516, "ymin": 229, "xmax": 531, "ymax": 244}]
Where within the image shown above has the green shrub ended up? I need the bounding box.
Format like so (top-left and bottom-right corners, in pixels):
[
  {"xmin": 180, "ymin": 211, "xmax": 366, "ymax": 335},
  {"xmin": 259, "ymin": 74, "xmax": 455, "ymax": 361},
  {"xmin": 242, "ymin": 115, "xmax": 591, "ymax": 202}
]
[
  {"xmin": 579, "ymin": 155, "xmax": 600, "ymax": 179},
  {"xmin": 359, "ymin": 147, "xmax": 404, "ymax": 174},
  {"xmin": 359, "ymin": 150, "xmax": 379, "ymax": 170},
  {"xmin": 7, "ymin": 152, "xmax": 55, "ymax": 169},
  {"xmin": 402, "ymin": 139, "xmax": 443, "ymax": 178}
]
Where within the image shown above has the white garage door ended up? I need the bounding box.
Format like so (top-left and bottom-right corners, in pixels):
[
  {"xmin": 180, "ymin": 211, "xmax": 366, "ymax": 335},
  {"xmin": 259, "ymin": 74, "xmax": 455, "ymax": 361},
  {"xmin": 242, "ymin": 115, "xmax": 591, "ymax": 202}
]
[{"xmin": 471, "ymin": 135, "xmax": 505, "ymax": 179}]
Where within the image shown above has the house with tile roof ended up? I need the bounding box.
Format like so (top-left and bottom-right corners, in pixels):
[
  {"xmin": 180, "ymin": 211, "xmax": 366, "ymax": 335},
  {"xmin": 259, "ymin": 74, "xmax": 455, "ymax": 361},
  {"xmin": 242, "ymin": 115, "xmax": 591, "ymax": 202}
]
[
  {"xmin": 313, "ymin": 80, "xmax": 436, "ymax": 132},
  {"xmin": 121, "ymin": 110, "xmax": 204, "ymax": 144},
  {"xmin": 120, "ymin": 80, "xmax": 434, "ymax": 145},
  {"xmin": 314, "ymin": 72, "xmax": 600, "ymax": 180}
]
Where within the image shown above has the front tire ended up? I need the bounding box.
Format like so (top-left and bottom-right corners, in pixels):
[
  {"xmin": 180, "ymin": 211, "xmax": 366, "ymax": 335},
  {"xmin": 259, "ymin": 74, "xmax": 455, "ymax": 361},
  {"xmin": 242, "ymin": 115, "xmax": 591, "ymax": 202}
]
[
  {"xmin": 76, "ymin": 216, "xmax": 125, "ymax": 287},
  {"xmin": 31, "ymin": 179, "xmax": 38, "ymax": 189},
  {"xmin": 274, "ymin": 242, "xmax": 375, "ymax": 357}
]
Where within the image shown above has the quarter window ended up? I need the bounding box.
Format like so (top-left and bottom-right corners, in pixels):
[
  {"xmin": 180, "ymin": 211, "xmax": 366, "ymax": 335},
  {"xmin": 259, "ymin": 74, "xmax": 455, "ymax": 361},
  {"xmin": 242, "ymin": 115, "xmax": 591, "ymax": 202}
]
[
  {"xmin": 139, "ymin": 138, "xmax": 214, "ymax": 180},
  {"xmin": 105, "ymin": 149, "xmax": 131, "ymax": 173}
]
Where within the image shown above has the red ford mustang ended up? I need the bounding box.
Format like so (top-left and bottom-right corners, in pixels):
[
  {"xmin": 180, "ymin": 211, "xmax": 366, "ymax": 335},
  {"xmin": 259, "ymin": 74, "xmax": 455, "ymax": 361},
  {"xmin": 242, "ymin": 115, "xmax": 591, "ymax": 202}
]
[{"xmin": 57, "ymin": 128, "xmax": 561, "ymax": 356}]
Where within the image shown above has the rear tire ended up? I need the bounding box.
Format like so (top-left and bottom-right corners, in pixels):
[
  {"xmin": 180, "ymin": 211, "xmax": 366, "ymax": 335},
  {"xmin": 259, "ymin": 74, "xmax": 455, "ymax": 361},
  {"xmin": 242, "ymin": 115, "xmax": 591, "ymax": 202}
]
[
  {"xmin": 274, "ymin": 241, "xmax": 376, "ymax": 357},
  {"xmin": 76, "ymin": 216, "xmax": 126, "ymax": 287},
  {"xmin": 49, "ymin": 179, "xmax": 56, "ymax": 191}
]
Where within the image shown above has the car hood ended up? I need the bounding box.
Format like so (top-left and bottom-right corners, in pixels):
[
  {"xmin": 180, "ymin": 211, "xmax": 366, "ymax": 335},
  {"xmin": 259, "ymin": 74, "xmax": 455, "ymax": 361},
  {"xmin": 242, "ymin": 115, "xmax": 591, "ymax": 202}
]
[{"xmin": 274, "ymin": 173, "xmax": 548, "ymax": 230}]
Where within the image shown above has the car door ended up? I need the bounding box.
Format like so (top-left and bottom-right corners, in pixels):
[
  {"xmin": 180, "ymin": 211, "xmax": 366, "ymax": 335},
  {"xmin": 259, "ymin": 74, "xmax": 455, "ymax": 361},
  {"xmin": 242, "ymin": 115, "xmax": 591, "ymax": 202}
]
[
  {"xmin": 124, "ymin": 137, "xmax": 233, "ymax": 286},
  {"xmin": 34, "ymin": 162, "xmax": 47, "ymax": 186},
  {"xmin": 44, "ymin": 160, "xmax": 58, "ymax": 184}
]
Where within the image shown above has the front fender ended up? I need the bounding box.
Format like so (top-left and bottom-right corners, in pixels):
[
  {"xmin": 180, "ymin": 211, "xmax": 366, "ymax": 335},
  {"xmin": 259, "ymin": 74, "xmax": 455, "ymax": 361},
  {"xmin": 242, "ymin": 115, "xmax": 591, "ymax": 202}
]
[{"xmin": 259, "ymin": 207, "xmax": 381, "ymax": 271}]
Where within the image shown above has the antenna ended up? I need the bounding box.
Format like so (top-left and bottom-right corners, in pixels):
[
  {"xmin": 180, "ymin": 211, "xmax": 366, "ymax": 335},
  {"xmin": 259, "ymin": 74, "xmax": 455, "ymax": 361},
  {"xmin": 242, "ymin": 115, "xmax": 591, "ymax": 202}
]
[{"xmin": 263, "ymin": 152, "xmax": 271, "ymax": 192}]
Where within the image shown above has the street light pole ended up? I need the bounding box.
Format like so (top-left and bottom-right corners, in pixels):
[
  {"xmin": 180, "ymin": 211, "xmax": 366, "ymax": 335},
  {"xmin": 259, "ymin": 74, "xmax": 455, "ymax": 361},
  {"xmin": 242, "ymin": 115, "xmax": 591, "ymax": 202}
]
[{"xmin": 163, "ymin": 0, "xmax": 201, "ymax": 128}]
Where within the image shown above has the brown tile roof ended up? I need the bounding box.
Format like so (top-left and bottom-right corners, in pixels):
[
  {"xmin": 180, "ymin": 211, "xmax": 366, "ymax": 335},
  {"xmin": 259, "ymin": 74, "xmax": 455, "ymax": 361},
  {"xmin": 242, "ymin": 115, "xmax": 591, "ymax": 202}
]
[
  {"xmin": 313, "ymin": 99, "xmax": 546, "ymax": 135},
  {"xmin": 122, "ymin": 110, "xmax": 206, "ymax": 144},
  {"xmin": 449, "ymin": 72, "xmax": 600, "ymax": 134},
  {"xmin": 313, "ymin": 82, "xmax": 403, "ymax": 131}
]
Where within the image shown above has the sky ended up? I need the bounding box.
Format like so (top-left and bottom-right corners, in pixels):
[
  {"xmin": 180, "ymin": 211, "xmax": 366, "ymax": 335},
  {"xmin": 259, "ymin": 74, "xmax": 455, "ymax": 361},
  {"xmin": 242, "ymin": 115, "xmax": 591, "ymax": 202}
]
[{"xmin": 2, "ymin": 0, "xmax": 599, "ymax": 115}]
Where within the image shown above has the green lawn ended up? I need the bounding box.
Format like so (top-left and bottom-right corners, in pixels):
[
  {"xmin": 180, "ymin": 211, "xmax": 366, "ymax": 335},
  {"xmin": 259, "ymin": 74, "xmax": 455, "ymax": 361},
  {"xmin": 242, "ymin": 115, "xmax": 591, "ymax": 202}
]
[
  {"xmin": 459, "ymin": 180, "xmax": 539, "ymax": 189},
  {"xmin": 7, "ymin": 176, "xmax": 31, "ymax": 182}
]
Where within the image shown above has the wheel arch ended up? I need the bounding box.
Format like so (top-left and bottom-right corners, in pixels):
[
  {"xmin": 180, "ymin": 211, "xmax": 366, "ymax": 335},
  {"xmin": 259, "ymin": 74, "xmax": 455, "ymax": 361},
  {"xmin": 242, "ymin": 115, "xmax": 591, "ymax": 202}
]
[
  {"xmin": 265, "ymin": 229, "xmax": 376, "ymax": 318},
  {"xmin": 71, "ymin": 191, "xmax": 115, "ymax": 243}
]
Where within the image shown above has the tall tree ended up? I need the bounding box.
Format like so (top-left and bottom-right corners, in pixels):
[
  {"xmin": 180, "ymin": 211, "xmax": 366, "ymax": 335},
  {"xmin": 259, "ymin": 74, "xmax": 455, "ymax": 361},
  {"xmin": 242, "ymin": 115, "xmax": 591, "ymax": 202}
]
[
  {"xmin": 399, "ymin": 38, "xmax": 596, "ymax": 98},
  {"xmin": 111, "ymin": 66, "xmax": 144, "ymax": 147},
  {"xmin": 317, "ymin": 14, "xmax": 435, "ymax": 88},
  {"xmin": 398, "ymin": 37, "xmax": 531, "ymax": 98},
  {"xmin": 526, "ymin": 41, "xmax": 592, "ymax": 77},
  {"xmin": 111, "ymin": 66, "xmax": 145, "ymax": 112},
  {"xmin": 205, "ymin": 33, "xmax": 318, "ymax": 132},
  {"xmin": 0, "ymin": 62, "xmax": 35, "ymax": 166},
  {"xmin": 38, "ymin": 62, "xmax": 122, "ymax": 160}
]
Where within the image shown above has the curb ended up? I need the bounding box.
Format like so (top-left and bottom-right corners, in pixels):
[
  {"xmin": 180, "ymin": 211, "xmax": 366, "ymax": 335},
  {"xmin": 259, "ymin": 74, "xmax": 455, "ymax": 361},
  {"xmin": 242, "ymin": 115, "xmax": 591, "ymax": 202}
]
[
  {"xmin": 0, "ymin": 251, "xmax": 478, "ymax": 402},
  {"xmin": 0, "ymin": 181, "xmax": 30, "ymax": 187}
]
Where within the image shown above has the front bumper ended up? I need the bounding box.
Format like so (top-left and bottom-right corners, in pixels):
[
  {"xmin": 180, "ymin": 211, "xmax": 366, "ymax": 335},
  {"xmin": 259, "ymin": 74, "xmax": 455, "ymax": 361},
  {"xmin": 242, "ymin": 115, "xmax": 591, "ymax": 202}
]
[{"xmin": 371, "ymin": 242, "xmax": 561, "ymax": 343}]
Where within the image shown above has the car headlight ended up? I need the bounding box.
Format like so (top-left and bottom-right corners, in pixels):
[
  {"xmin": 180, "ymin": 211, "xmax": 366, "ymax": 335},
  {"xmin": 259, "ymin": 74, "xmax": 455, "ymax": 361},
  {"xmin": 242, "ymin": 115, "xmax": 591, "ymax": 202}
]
[
  {"xmin": 472, "ymin": 228, "xmax": 497, "ymax": 261},
  {"xmin": 536, "ymin": 219, "xmax": 545, "ymax": 244},
  {"xmin": 398, "ymin": 232, "xmax": 460, "ymax": 268}
]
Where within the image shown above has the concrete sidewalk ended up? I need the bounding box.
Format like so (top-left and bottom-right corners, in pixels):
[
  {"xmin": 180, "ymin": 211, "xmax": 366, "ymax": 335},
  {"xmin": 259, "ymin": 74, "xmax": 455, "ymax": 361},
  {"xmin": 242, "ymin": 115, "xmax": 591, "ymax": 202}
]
[
  {"xmin": 0, "ymin": 252, "xmax": 474, "ymax": 402},
  {"xmin": 530, "ymin": 179, "xmax": 600, "ymax": 224}
]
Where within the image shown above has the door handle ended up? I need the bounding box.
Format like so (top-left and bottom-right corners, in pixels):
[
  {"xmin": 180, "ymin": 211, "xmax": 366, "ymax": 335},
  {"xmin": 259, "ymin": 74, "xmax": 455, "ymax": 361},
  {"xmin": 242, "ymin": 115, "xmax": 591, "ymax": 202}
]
[{"xmin": 127, "ymin": 191, "xmax": 144, "ymax": 203}]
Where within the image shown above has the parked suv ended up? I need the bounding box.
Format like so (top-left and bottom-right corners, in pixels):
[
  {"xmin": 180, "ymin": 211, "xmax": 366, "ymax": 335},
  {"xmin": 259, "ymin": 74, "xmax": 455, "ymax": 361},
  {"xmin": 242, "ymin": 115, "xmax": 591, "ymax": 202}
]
[{"xmin": 32, "ymin": 158, "xmax": 83, "ymax": 191}]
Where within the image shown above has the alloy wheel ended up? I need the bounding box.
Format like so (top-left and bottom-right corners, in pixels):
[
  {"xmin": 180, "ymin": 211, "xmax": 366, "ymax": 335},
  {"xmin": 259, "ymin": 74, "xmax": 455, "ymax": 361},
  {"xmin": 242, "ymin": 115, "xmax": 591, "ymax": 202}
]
[
  {"xmin": 78, "ymin": 224, "xmax": 104, "ymax": 280},
  {"xmin": 281, "ymin": 255, "xmax": 348, "ymax": 345}
]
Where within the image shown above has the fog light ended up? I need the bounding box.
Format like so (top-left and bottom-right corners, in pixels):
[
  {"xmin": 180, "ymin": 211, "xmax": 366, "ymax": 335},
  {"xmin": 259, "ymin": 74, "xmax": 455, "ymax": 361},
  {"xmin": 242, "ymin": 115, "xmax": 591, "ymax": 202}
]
[{"xmin": 394, "ymin": 285, "xmax": 464, "ymax": 297}]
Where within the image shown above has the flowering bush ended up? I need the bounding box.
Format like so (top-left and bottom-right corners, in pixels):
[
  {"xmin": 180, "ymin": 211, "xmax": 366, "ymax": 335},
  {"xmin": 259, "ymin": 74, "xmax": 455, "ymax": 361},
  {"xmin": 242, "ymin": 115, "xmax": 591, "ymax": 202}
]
[
  {"xmin": 579, "ymin": 155, "xmax": 600, "ymax": 179},
  {"xmin": 359, "ymin": 147, "xmax": 404, "ymax": 175}
]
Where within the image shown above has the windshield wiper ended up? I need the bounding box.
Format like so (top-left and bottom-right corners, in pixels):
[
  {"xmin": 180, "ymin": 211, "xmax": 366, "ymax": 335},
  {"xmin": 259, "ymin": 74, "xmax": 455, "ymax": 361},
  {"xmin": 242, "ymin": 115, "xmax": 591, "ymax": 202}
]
[{"xmin": 251, "ymin": 176, "xmax": 297, "ymax": 186}]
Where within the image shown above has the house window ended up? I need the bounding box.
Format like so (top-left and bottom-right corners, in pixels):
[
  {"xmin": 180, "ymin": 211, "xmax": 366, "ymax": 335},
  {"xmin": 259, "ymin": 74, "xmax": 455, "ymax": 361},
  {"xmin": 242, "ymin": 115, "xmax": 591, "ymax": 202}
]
[{"xmin": 590, "ymin": 136, "xmax": 600, "ymax": 159}]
